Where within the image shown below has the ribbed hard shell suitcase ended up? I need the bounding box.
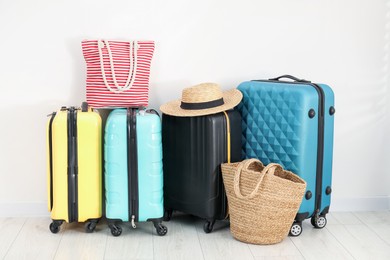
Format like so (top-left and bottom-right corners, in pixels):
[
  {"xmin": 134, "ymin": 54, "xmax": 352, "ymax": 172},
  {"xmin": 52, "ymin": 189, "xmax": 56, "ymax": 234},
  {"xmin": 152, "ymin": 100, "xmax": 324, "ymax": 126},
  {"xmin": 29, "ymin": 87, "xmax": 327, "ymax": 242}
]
[
  {"xmin": 237, "ymin": 75, "xmax": 335, "ymax": 236},
  {"xmin": 162, "ymin": 110, "xmax": 241, "ymax": 233},
  {"xmin": 104, "ymin": 108, "xmax": 167, "ymax": 236},
  {"xmin": 47, "ymin": 102, "xmax": 102, "ymax": 233}
]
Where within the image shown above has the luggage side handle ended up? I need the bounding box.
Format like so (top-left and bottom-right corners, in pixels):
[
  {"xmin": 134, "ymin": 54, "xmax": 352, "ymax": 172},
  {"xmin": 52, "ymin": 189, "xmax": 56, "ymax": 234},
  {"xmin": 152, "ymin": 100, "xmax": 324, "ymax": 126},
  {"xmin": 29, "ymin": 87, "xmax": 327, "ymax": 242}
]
[
  {"xmin": 269, "ymin": 75, "xmax": 311, "ymax": 83},
  {"xmin": 146, "ymin": 109, "xmax": 161, "ymax": 118}
]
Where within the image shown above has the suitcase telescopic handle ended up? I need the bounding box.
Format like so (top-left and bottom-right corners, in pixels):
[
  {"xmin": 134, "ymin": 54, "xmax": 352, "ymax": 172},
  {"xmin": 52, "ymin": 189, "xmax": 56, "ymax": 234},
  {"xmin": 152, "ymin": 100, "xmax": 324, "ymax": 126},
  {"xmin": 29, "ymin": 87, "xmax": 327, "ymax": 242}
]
[
  {"xmin": 81, "ymin": 102, "xmax": 88, "ymax": 112},
  {"xmin": 269, "ymin": 75, "xmax": 311, "ymax": 83}
]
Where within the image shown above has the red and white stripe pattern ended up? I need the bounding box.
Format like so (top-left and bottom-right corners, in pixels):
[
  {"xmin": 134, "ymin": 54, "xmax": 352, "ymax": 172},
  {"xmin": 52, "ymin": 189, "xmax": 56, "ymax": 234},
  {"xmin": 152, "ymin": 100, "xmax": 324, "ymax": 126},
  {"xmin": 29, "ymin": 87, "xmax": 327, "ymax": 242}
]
[{"xmin": 82, "ymin": 40, "xmax": 154, "ymax": 108}]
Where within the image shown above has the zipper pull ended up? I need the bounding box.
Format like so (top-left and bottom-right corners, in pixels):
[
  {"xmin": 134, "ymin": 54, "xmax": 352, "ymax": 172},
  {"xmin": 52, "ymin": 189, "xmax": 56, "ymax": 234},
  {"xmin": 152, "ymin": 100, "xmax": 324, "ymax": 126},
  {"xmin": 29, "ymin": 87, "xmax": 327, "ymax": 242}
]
[{"xmin": 131, "ymin": 215, "xmax": 137, "ymax": 229}]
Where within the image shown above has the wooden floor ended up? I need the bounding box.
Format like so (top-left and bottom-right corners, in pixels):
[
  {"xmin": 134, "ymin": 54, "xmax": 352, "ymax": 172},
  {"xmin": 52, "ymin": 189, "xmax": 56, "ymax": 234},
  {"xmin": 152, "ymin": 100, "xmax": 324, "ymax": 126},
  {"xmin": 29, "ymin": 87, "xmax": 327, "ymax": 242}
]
[{"xmin": 1, "ymin": 211, "xmax": 390, "ymax": 260}]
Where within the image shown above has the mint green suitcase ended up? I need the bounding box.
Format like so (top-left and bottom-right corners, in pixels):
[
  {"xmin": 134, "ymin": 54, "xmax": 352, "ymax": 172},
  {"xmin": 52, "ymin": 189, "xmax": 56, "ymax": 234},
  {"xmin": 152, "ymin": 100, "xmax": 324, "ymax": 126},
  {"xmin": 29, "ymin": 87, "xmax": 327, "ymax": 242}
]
[{"xmin": 104, "ymin": 108, "xmax": 167, "ymax": 236}]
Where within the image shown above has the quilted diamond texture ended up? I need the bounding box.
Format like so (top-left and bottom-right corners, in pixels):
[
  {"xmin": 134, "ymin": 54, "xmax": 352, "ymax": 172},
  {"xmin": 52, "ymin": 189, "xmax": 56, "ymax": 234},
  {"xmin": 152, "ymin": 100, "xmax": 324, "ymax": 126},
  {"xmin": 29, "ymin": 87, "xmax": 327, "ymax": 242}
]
[{"xmin": 238, "ymin": 86, "xmax": 303, "ymax": 173}]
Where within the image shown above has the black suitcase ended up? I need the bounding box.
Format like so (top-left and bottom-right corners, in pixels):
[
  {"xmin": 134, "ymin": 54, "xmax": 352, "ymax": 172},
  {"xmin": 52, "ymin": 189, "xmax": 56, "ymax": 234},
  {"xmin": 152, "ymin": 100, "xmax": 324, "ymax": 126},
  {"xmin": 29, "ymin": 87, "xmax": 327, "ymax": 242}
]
[{"xmin": 162, "ymin": 110, "xmax": 241, "ymax": 233}]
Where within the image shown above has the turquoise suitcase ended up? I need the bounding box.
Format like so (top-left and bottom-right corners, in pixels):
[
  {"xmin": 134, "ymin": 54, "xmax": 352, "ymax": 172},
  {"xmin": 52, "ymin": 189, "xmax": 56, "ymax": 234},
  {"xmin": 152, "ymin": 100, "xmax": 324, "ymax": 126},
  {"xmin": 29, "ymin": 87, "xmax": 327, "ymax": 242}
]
[
  {"xmin": 237, "ymin": 75, "xmax": 335, "ymax": 236},
  {"xmin": 104, "ymin": 108, "xmax": 167, "ymax": 236}
]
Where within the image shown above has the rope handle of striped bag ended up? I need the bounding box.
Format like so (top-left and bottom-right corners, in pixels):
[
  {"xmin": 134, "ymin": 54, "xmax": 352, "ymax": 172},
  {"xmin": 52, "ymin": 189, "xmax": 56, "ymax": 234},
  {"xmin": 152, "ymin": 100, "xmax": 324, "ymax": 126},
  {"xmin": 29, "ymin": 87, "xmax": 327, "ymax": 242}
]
[
  {"xmin": 233, "ymin": 160, "xmax": 281, "ymax": 199},
  {"xmin": 97, "ymin": 40, "xmax": 138, "ymax": 93}
]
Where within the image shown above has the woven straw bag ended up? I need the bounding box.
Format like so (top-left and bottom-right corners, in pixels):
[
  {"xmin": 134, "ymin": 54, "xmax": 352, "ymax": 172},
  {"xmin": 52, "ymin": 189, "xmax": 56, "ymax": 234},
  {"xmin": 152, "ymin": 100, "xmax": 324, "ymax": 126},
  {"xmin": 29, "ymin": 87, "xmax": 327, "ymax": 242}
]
[{"xmin": 221, "ymin": 159, "xmax": 306, "ymax": 245}]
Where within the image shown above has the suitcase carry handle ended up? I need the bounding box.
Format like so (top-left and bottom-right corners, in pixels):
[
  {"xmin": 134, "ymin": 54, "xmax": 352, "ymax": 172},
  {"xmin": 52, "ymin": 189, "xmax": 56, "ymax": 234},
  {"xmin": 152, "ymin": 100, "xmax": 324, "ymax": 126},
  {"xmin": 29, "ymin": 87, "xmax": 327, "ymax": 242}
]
[
  {"xmin": 56, "ymin": 102, "xmax": 90, "ymax": 113},
  {"xmin": 269, "ymin": 75, "xmax": 311, "ymax": 83}
]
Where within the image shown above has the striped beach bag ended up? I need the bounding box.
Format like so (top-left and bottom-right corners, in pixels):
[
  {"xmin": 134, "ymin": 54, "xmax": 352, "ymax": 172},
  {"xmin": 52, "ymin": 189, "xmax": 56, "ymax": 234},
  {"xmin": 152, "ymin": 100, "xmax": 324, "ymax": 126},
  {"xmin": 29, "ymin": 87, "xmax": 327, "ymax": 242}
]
[{"xmin": 82, "ymin": 40, "xmax": 155, "ymax": 108}]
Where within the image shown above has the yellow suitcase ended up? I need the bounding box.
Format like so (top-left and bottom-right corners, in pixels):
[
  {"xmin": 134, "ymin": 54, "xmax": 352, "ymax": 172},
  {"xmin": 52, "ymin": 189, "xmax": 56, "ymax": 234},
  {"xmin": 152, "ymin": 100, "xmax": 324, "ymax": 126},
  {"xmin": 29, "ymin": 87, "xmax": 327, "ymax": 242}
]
[{"xmin": 47, "ymin": 102, "xmax": 102, "ymax": 233}]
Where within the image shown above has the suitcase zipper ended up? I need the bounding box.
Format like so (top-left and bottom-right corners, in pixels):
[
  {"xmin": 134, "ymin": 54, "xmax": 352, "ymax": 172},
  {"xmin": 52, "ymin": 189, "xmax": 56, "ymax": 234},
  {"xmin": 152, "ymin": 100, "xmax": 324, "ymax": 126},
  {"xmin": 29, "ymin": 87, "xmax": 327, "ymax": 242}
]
[
  {"xmin": 48, "ymin": 112, "xmax": 57, "ymax": 211},
  {"xmin": 311, "ymin": 83, "xmax": 325, "ymax": 219},
  {"xmin": 67, "ymin": 107, "xmax": 78, "ymax": 223},
  {"xmin": 222, "ymin": 111, "xmax": 231, "ymax": 219},
  {"xmin": 127, "ymin": 108, "xmax": 139, "ymax": 228}
]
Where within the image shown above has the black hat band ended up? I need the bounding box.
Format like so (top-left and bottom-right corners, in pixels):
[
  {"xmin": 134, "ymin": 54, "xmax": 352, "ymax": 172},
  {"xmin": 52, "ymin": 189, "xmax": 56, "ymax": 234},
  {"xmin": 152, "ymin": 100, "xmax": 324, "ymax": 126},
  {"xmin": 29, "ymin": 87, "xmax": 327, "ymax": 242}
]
[{"xmin": 180, "ymin": 98, "xmax": 224, "ymax": 110}]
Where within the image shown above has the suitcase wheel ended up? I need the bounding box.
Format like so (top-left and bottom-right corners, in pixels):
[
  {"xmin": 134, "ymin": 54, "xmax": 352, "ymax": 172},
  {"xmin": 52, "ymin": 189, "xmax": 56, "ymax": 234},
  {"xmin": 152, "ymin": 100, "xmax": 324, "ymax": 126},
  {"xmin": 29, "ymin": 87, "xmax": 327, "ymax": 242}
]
[
  {"xmin": 163, "ymin": 209, "xmax": 173, "ymax": 222},
  {"xmin": 289, "ymin": 221, "xmax": 302, "ymax": 237},
  {"xmin": 85, "ymin": 220, "xmax": 98, "ymax": 233},
  {"xmin": 49, "ymin": 220, "xmax": 63, "ymax": 234},
  {"xmin": 152, "ymin": 221, "xmax": 168, "ymax": 236},
  {"xmin": 109, "ymin": 224, "xmax": 122, "ymax": 237},
  {"xmin": 156, "ymin": 224, "xmax": 168, "ymax": 236},
  {"xmin": 311, "ymin": 215, "xmax": 327, "ymax": 229},
  {"xmin": 203, "ymin": 219, "xmax": 215, "ymax": 234}
]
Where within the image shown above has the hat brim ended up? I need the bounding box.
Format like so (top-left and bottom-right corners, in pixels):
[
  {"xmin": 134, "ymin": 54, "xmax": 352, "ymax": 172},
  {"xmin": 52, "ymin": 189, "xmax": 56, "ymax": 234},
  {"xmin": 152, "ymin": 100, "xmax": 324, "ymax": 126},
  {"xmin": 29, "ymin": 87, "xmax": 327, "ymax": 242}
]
[{"xmin": 160, "ymin": 89, "xmax": 243, "ymax": 117}]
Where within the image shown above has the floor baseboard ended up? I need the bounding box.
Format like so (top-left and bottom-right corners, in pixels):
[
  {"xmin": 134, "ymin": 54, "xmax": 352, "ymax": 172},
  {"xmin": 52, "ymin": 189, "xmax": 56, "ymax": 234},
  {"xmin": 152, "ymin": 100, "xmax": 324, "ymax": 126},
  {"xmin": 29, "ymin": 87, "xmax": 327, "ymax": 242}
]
[
  {"xmin": 0, "ymin": 202, "xmax": 49, "ymax": 217},
  {"xmin": 331, "ymin": 196, "xmax": 390, "ymax": 211}
]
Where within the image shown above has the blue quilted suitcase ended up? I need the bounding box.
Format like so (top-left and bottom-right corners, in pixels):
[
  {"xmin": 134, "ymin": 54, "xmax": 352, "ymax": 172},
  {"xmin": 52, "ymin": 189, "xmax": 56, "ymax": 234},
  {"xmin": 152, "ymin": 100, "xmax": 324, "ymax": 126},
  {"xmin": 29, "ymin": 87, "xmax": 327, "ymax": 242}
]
[
  {"xmin": 104, "ymin": 108, "xmax": 167, "ymax": 236},
  {"xmin": 237, "ymin": 75, "xmax": 335, "ymax": 236}
]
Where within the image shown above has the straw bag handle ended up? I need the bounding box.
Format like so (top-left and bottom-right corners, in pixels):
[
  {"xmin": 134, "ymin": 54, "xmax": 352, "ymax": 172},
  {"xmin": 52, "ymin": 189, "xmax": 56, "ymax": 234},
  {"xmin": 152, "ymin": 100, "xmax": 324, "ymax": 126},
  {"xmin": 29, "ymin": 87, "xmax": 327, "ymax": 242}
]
[
  {"xmin": 265, "ymin": 163, "xmax": 283, "ymax": 175},
  {"xmin": 234, "ymin": 160, "xmax": 281, "ymax": 199},
  {"xmin": 97, "ymin": 40, "xmax": 138, "ymax": 93}
]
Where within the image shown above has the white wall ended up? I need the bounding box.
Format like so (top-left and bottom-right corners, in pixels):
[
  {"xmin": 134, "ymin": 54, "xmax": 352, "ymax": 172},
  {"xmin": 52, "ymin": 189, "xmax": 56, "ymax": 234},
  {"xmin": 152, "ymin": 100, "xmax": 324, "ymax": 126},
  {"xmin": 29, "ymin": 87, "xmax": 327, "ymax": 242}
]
[{"xmin": 0, "ymin": 0, "xmax": 389, "ymax": 216}]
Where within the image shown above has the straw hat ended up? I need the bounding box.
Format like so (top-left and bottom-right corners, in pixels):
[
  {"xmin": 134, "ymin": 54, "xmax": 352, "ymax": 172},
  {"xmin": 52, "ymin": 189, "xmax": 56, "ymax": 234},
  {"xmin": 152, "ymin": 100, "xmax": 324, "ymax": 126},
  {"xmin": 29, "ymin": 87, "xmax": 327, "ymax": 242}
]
[{"xmin": 160, "ymin": 83, "xmax": 243, "ymax": 117}]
